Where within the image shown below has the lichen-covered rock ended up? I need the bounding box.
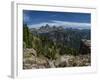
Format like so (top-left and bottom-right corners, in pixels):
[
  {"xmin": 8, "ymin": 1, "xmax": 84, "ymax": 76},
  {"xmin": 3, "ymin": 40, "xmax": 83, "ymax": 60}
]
[{"xmin": 23, "ymin": 48, "xmax": 37, "ymax": 56}]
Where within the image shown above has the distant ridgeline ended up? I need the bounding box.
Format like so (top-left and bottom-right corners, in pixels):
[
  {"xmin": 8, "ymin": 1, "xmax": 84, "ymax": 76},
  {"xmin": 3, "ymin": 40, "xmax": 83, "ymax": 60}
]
[{"xmin": 23, "ymin": 24, "xmax": 91, "ymax": 57}]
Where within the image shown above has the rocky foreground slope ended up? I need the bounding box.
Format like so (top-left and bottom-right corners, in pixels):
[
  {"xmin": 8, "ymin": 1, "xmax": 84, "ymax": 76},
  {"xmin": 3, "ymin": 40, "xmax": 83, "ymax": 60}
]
[{"xmin": 23, "ymin": 48, "xmax": 91, "ymax": 69}]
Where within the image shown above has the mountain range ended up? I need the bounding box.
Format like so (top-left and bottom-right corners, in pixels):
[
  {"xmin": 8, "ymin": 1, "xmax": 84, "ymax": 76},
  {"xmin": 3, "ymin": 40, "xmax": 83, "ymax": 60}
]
[{"xmin": 30, "ymin": 24, "xmax": 90, "ymax": 50}]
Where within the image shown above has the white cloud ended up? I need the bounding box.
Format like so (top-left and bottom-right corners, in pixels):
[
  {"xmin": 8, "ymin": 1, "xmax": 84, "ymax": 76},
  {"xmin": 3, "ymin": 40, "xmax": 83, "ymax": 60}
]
[{"xmin": 28, "ymin": 20, "xmax": 91, "ymax": 29}]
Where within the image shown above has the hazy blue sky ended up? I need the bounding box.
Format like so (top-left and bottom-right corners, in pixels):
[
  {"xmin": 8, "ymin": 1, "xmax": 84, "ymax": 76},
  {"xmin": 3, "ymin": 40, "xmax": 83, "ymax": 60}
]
[{"xmin": 23, "ymin": 10, "xmax": 91, "ymax": 29}]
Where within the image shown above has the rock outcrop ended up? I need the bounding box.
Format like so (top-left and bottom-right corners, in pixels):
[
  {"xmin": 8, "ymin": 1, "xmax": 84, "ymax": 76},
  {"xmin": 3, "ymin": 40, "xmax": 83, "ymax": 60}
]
[
  {"xmin": 23, "ymin": 48, "xmax": 50, "ymax": 69},
  {"xmin": 79, "ymin": 39, "xmax": 91, "ymax": 54}
]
